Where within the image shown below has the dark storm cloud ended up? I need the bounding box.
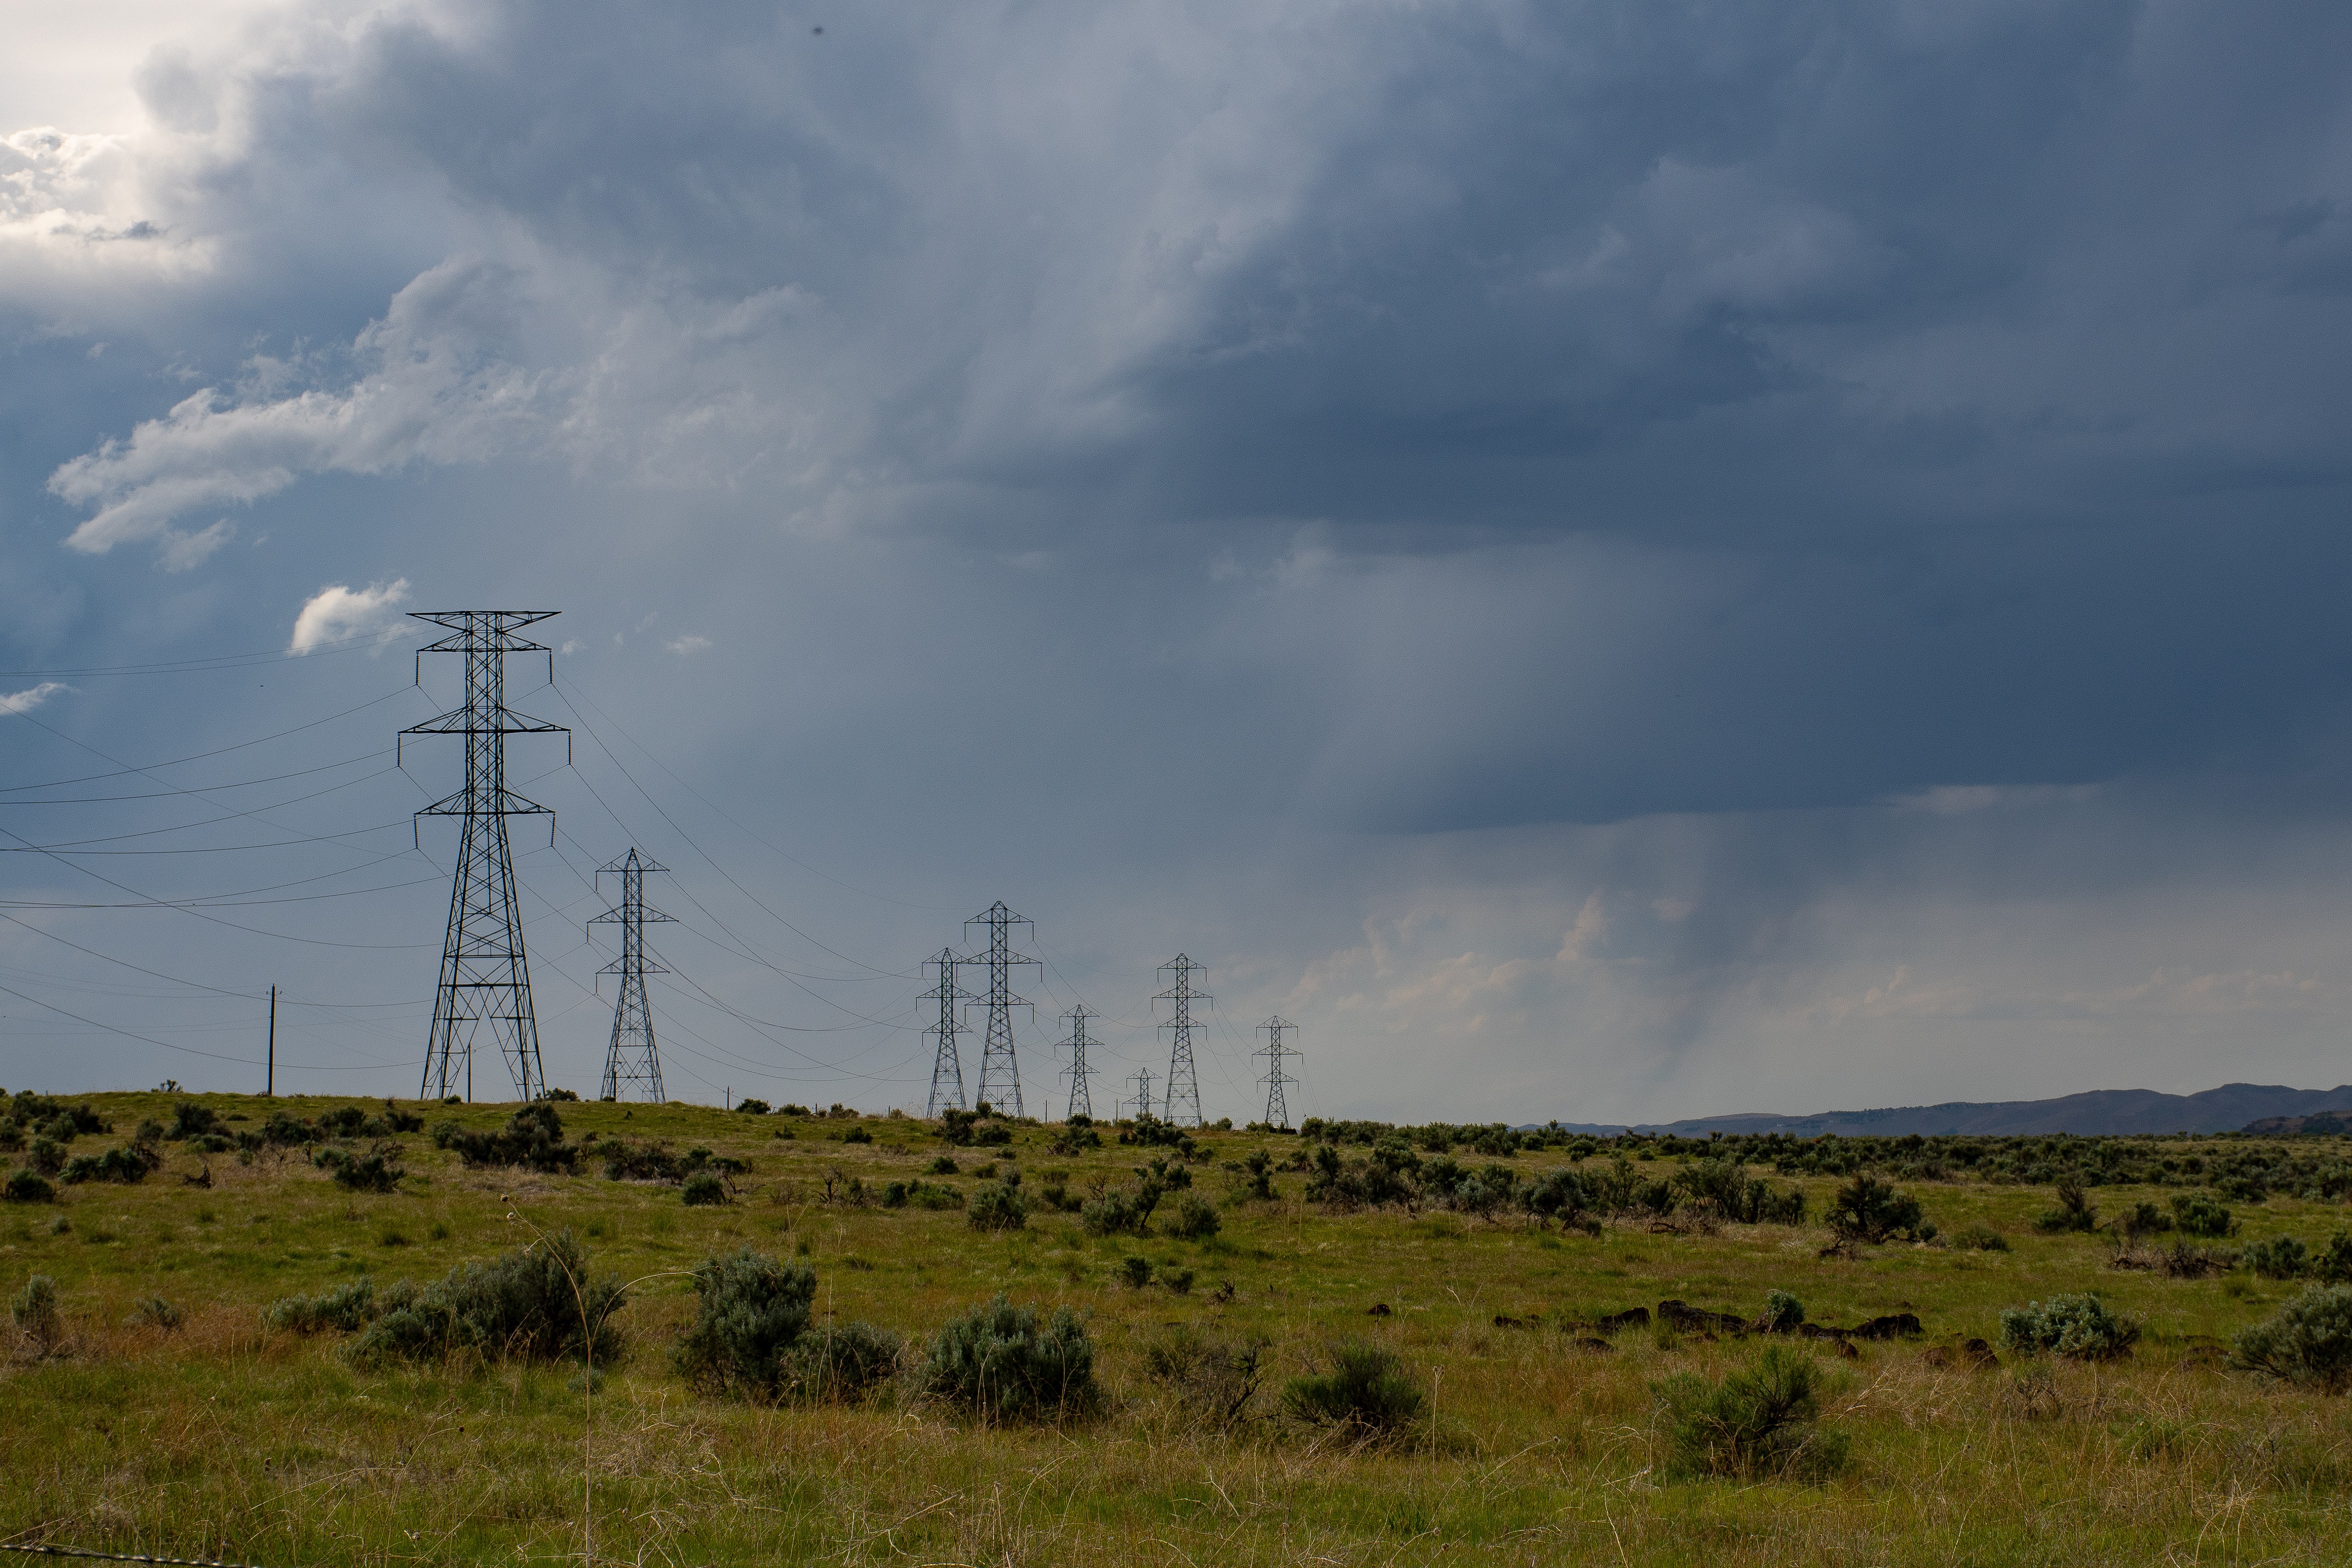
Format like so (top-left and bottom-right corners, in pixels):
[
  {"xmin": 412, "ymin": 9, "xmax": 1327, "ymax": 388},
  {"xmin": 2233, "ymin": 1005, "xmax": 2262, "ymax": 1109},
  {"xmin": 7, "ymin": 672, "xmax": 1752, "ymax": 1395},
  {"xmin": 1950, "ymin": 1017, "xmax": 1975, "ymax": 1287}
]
[{"xmin": 7, "ymin": 1, "xmax": 2352, "ymax": 1117}]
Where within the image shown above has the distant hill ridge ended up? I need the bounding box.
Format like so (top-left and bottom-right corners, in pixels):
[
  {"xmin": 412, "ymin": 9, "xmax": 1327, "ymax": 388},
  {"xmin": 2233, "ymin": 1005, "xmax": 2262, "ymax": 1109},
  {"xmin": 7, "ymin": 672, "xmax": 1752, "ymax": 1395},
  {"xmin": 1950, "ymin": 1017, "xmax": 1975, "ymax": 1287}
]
[{"xmin": 1538, "ymin": 1082, "xmax": 2352, "ymax": 1138}]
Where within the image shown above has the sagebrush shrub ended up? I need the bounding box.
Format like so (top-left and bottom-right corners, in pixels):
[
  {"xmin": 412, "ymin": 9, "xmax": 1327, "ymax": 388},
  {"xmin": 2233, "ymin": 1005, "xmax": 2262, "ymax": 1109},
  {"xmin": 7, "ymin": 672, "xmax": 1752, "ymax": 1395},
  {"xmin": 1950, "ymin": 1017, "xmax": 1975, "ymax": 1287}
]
[
  {"xmin": 1118, "ymin": 1256, "xmax": 1153, "ymax": 1288},
  {"xmin": 265, "ymin": 1279, "xmax": 381, "ymax": 1335},
  {"xmin": 2032, "ymin": 1178, "xmax": 2098, "ymax": 1234},
  {"xmin": 11, "ymin": 1273, "xmax": 62, "ymax": 1354},
  {"xmin": 1760, "ymin": 1291, "xmax": 1805, "ymax": 1332},
  {"xmin": 1825, "ymin": 1174, "xmax": 1923, "ymax": 1243},
  {"xmin": 782, "ymin": 1320, "xmax": 903, "ymax": 1403},
  {"xmin": 132, "ymin": 1296, "xmax": 184, "ymax": 1330},
  {"xmin": 431, "ymin": 1104, "xmax": 579, "ymax": 1173},
  {"xmin": 1165, "ymin": 1192, "xmax": 1220, "ymax": 1240},
  {"xmin": 316, "ymin": 1143, "xmax": 403, "ymax": 1192},
  {"xmin": 921, "ymin": 1295, "xmax": 1099, "ymax": 1422},
  {"xmin": 671, "ymin": 1248, "xmax": 816, "ymax": 1396},
  {"xmin": 350, "ymin": 1230, "xmax": 624, "ymax": 1368},
  {"xmin": 1282, "ymin": 1341, "xmax": 1423, "ymax": 1435},
  {"xmin": 1143, "ymin": 1324, "xmax": 1264, "ymax": 1425},
  {"xmin": 2232, "ymin": 1285, "xmax": 2352, "ymax": 1393},
  {"xmin": 1655, "ymin": 1345, "xmax": 1850, "ymax": 1481},
  {"xmin": 682, "ymin": 1172, "xmax": 727, "ymax": 1207},
  {"xmin": 3, "ymin": 1168, "xmax": 53, "ymax": 1203},
  {"xmin": 1998, "ymin": 1293, "xmax": 2140, "ymax": 1360},
  {"xmin": 2172, "ymin": 1193, "xmax": 2237, "ymax": 1239},
  {"xmin": 2245, "ymin": 1235, "xmax": 2310, "ymax": 1281},
  {"xmin": 1081, "ymin": 1188, "xmax": 1148, "ymax": 1237},
  {"xmin": 2316, "ymin": 1232, "xmax": 2352, "ymax": 1285},
  {"xmin": 59, "ymin": 1143, "xmax": 162, "ymax": 1185},
  {"xmin": 1951, "ymin": 1224, "xmax": 2010, "ymax": 1252},
  {"xmin": 966, "ymin": 1180, "xmax": 1029, "ymax": 1231}
]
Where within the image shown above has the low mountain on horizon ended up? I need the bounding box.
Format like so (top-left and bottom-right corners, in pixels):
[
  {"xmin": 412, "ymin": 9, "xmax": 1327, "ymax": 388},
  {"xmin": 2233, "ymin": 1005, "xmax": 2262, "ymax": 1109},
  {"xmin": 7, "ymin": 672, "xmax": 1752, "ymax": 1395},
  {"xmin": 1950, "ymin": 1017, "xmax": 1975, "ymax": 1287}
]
[{"xmin": 1541, "ymin": 1082, "xmax": 2352, "ymax": 1138}]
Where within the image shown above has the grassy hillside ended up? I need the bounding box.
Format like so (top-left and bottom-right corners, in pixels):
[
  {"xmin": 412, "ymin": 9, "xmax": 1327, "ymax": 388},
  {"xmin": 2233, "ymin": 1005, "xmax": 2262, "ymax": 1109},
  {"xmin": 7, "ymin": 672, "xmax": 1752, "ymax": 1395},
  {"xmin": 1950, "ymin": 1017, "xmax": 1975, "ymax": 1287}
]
[{"xmin": 5, "ymin": 1091, "xmax": 2352, "ymax": 1566}]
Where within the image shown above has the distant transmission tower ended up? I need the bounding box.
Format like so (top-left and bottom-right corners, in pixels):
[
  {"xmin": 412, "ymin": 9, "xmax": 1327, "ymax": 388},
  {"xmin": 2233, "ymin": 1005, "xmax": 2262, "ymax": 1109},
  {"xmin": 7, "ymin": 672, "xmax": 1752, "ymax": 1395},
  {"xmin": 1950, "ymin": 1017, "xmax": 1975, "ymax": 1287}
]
[
  {"xmin": 1057, "ymin": 1004, "xmax": 1099, "ymax": 1121},
  {"xmin": 1154, "ymin": 955, "xmax": 1209, "ymax": 1127},
  {"xmin": 402, "ymin": 610, "xmax": 569, "ymax": 1101},
  {"xmin": 1125, "ymin": 1066, "xmax": 1154, "ymax": 1123},
  {"xmin": 1256, "ymin": 1016, "xmax": 1299, "ymax": 1130},
  {"xmin": 965, "ymin": 901, "xmax": 1038, "ymax": 1117},
  {"xmin": 591, "ymin": 849, "xmax": 671, "ymax": 1102},
  {"xmin": 920, "ymin": 948, "xmax": 972, "ymax": 1116}
]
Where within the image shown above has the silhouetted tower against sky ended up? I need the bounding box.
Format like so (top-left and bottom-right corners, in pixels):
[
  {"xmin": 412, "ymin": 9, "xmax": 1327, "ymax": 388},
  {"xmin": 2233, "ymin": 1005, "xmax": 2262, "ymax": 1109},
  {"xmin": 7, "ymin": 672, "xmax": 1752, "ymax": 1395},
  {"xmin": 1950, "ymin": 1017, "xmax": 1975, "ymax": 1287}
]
[
  {"xmin": 592, "ymin": 849, "xmax": 671, "ymax": 1102},
  {"xmin": 1154, "ymin": 955, "xmax": 1209, "ymax": 1126},
  {"xmin": 1125, "ymin": 1066, "xmax": 1155, "ymax": 1123},
  {"xmin": 965, "ymin": 902, "xmax": 1038, "ymax": 1117},
  {"xmin": 1057, "ymin": 1004, "xmax": 1100, "ymax": 1122},
  {"xmin": 401, "ymin": 610, "xmax": 569, "ymax": 1101},
  {"xmin": 1256, "ymin": 1016, "xmax": 1299, "ymax": 1130},
  {"xmin": 920, "ymin": 948, "xmax": 972, "ymax": 1116}
]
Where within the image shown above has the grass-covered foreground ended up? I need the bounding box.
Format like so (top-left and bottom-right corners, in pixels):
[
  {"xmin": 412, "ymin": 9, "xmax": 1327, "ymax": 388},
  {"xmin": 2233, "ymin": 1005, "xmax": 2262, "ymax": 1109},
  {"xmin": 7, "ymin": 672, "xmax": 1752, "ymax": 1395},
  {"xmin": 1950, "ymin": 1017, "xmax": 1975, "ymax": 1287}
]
[{"xmin": 7, "ymin": 1089, "xmax": 2352, "ymax": 1566}]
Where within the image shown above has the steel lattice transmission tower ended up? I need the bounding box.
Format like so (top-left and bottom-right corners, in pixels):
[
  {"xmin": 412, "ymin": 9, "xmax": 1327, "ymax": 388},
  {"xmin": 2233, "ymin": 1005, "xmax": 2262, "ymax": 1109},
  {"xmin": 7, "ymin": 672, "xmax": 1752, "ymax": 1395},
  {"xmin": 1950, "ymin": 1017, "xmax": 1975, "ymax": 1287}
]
[
  {"xmin": 1256, "ymin": 1016, "xmax": 1300, "ymax": 1130},
  {"xmin": 1154, "ymin": 955, "xmax": 1210, "ymax": 1126},
  {"xmin": 920, "ymin": 948, "xmax": 972, "ymax": 1116},
  {"xmin": 1057, "ymin": 1004, "xmax": 1100, "ymax": 1122},
  {"xmin": 965, "ymin": 902, "xmax": 1039, "ymax": 1117},
  {"xmin": 401, "ymin": 610, "xmax": 569, "ymax": 1101},
  {"xmin": 1124, "ymin": 1066, "xmax": 1155, "ymax": 1123},
  {"xmin": 591, "ymin": 848, "xmax": 672, "ymax": 1102}
]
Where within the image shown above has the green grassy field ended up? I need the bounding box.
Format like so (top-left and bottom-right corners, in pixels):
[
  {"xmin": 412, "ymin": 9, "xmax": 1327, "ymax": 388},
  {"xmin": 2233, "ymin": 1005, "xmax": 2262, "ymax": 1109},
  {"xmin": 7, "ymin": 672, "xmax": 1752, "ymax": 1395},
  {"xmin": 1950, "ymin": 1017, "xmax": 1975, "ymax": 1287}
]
[{"xmin": 6, "ymin": 1091, "xmax": 2352, "ymax": 1566}]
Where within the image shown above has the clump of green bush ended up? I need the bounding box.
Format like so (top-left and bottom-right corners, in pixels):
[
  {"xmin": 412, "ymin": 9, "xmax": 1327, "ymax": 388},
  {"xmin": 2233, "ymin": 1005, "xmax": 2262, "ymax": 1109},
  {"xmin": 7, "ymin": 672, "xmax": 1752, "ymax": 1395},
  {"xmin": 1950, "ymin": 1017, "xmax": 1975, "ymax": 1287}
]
[
  {"xmin": 12, "ymin": 1273, "xmax": 63, "ymax": 1356},
  {"xmin": 966, "ymin": 1179, "xmax": 1029, "ymax": 1231},
  {"xmin": 670, "ymin": 1249, "xmax": 902, "ymax": 1404},
  {"xmin": 350, "ymin": 1231, "xmax": 624, "ymax": 1368},
  {"xmin": 1282, "ymin": 1341, "xmax": 1423, "ymax": 1436},
  {"xmin": 431, "ymin": 1104, "xmax": 579, "ymax": 1173},
  {"xmin": 3, "ymin": 1168, "xmax": 54, "ymax": 1203},
  {"xmin": 316, "ymin": 1143, "xmax": 403, "ymax": 1192},
  {"xmin": 1143, "ymin": 1324, "xmax": 1264, "ymax": 1425},
  {"xmin": 1997, "ymin": 1293, "xmax": 2140, "ymax": 1360},
  {"xmin": 1655, "ymin": 1344, "xmax": 1850, "ymax": 1481},
  {"xmin": 1950, "ymin": 1224, "xmax": 2010, "ymax": 1252},
  {"xmin": 2032, "ymin": 1178, "xmax": 2098, "ymax": 1234},
  {"xmin": 787, "ymin": 1321, "xmax": 904, "ymax": 1403},
  {"xmin": 2232, "ymin": 1285, "xmax": 2352, "ymax": 1393},
  {"xmin": 880, "ymin": 1178, "xmax": 963, "ymax": 1210},
  {"xmin": 1081, "ymin": 1187, "xmax": 1151, "ymax": 1237},
  {"xmin": 131, "ymin": 1296, "xmax": 184, "ymax": 1330},
  {"xmin": 1824, "ymin": 1173, "xmax": 1924, "ymax": 1244},
  {"xmin": 673, "ymin": 1248, "xmax": 815, "ymax": 1394},
  {"xmin": 60, "ymin": 1141, "xmax": 163, "ymax": 1185},
  {"xmin": 2171, "ymin": 1193, "xmax": 2236, "ymax": 1239},
  {"xmin": 682, "ymin": 1172, "xmax": 727, "ymax": 1207},
  {"xmin": 1165, "ymin": 1192, "xmax": 1221, "ymax": 1240},
  {"xmin": 2245, "ymin": 1235, "xmax": 2310, "ymax": 1280},
  {"xmin": 920, "ymin": 1295, "xmax": 1099, "ymax": 1422},
  {"xmin": 1759, "ymin": 1290, "xmax": 1805, "ymax": 1333},
  {"xmin": 266, "ymin": 1279, "xmax": 383, "ymax": 1335}
]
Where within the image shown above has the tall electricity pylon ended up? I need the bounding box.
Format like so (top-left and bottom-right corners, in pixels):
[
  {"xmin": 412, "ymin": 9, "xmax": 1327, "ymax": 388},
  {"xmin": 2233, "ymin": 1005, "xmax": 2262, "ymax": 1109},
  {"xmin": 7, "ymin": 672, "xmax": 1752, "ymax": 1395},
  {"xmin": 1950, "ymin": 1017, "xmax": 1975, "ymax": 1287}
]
[
  {"xmin": 1125, "ymin": 1066, "xmax": 1155, "ymax": 1123},
  {"xmin": 1154, "ymin": 954, "xmax": 1209, "ymax": 1127},
  {"xmin": 1256, "ymin": 1016, "xmax": 1299, "ymax": 1130},
  {"xmin": 964, "ymin": 901, "xmax": 1038, "ymax": 1117},
  {"xmin": 591, "ymin": 848, "xmax": 671, "ymax": 1102},
  {"xmin": 402, "ymin": 610, "xmax": 569, "ymax": 1101},
  {"xmin": 1057, "ymin": 1004, "xmax": 1099, "ymax": 1122},
  {"xmin": 920, "ymin": 948, "xmax": 972, "ymax": 1116}
]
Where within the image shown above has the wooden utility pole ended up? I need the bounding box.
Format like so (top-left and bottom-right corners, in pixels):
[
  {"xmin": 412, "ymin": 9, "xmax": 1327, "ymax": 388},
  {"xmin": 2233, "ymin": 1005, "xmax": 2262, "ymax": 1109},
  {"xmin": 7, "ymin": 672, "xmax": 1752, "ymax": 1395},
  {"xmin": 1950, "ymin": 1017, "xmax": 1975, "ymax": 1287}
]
[{"xmin": 266, "ymin": 985, "xmax": 276, "ymax": 1096}]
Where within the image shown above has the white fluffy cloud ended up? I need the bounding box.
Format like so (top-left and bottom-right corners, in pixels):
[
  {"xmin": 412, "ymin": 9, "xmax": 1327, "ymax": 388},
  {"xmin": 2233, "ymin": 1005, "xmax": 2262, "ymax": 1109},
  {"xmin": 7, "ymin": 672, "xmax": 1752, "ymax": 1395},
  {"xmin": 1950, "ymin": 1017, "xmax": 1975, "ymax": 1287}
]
[
  {"xmin": 0, "ymin": 681, "xmax": 72, "ymax": 717},
  {"xmin": 288, "ymin": 577, "xmax": 409, "ymax": 654},
  {"xmin": 48, "ymin": 257, "xmax": 543, "ymax": 563}
]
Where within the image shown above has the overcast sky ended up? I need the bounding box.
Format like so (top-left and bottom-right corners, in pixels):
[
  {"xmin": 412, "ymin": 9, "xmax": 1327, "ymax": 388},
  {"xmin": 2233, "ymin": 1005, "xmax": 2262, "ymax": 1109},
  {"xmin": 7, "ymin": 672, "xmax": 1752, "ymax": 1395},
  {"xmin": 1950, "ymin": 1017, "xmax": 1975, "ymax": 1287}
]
[{"xmin": 3, "ymin": 0, "xmax": 2352, "ymax": 1123}]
